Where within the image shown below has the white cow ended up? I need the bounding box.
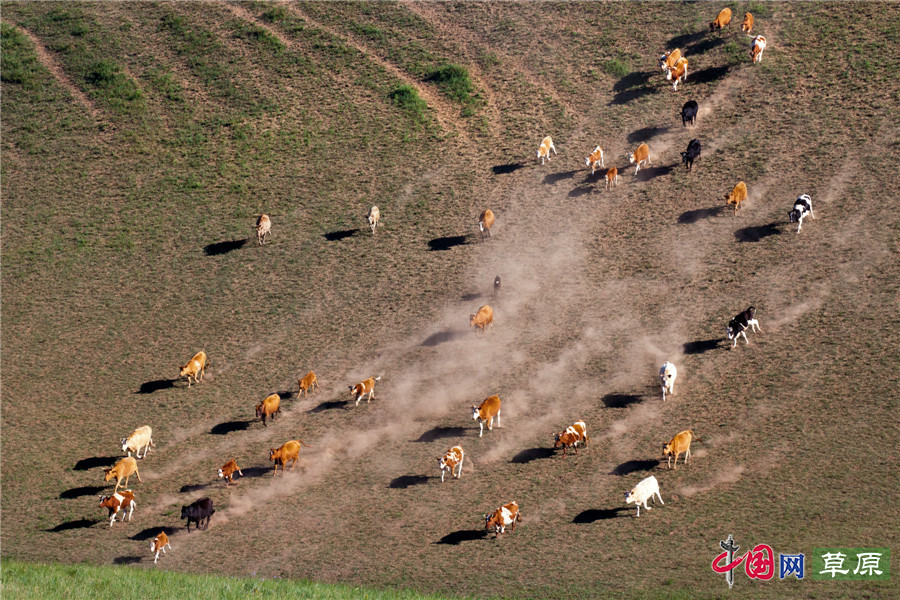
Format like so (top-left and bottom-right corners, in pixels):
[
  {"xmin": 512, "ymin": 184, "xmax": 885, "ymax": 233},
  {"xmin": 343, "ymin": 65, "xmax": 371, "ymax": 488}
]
[
  {"xmin": 659, "ymin": 362, "xmax": 677, "ymax": 401},
  {"xmin": 624, "ymin": 475, "xmax": 664, "ymax": 517}
]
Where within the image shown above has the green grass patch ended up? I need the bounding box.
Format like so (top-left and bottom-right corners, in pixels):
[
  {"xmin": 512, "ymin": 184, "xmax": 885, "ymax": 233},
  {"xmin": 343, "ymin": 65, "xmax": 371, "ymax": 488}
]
[
  {"xmin": 388, "ymin": 84, "xmax": 428, "ymax": 123},
  {"xmin": 0, "ymin": 23, "xmax": 42, "ymax": 88},
  {"xmin": 425, "ymin": 63, "xmax": 476, "ymax": 106},
  {"xmin": 602, "ymin": 57, "xmax": 630, "ymax": 77},
  {"xmin": 83, "ymin": 59, "xmax": 145, "ymax": 110}
]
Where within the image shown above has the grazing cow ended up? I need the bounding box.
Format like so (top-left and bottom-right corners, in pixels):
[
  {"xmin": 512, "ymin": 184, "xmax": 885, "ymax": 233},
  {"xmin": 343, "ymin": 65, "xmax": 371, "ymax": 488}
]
[
  {"xmin": 479, "ymin": 209, "xmax": 495, "ymax": 239},
  {"xmin": 472, "ymin": 394, "xmax": 501, "ymax": 437},
  {"xmin": 741, "ymin": 12, "xmax": 754, "ymax": 35},
  {"xmin": 103, "ymin": 457, "xmax": 143, "ymax": 493},
  {"xmin": 179, "ymin": 351, "xmax": 209, "ymax": 388},
  {"xmin": 349, "ymin": 376, "xmax": 381, "ymax": 406},
  {"xmin": 663, "ymin": 430, "xmax": 700, "ymax": 470},
  {"xmin": 681, "ymin": 99, "xmax": 698, "ymax": 127},
  {"xmin": 269, "ymin": 439, "xmax": 310, "ymax": 475},
  {"xmin": 628, "ymin": 143, "xmax": 650, "ymax": 175},
  {"xmin": 553, "ymin": 420, "xmax": 589, "ymax": 457},
  {"xmin": 256, "ymin": 214, "xmax": 271, "ymax": 245},
  {"xmin": 659, "ymin": 361, "xmax": 677, "ymax": 402},
  {"xmin": 150, "ymin": 532, "xmax": 171, "ymax": 564},
  {"xmin": 710, "ymin": 7, "xmax": 732, "ymax": 31},
  {"xmin": 585, "ymin": 146, "xmax": 605, "ymax": 174},
  {"xmin": 438, "ymin": 445, "xmax": 465, "ymax": 482},
  {"xmin": 750, "ymin": 35, "xmax": 766, "ymax": 63},
  {"xmin": 484, "ymin": 501, "xmax": 521, "ymax": 537},
  {"xmin": 366, "ymin": 205, "xmax": 380, "ymax": 234},
  {"xmin": 789, "ymin": 194, "xmax": 815, "ymax": 233},
  {"xmin": 121, "ymin": 425, "xmax": 154, "ymax": 459},
  {"xmin": 666, "ymin": 57, "xmax": 688, "ymax": 90},
  {"xmin": 218, "ymin": 458, "xmax": 243, "ymax": 485},
  {"xmin": 494, "ymin": 275, "xmax": 501, "ymax": 296},
  {"xmin": 99, "ymin": 490, "xmax": 136, "ymax": 527},
  {"xmin": 625, "ymin": 475, "xmax": 664, "ymax": 517},
  {"xmin": 606, "ymin": 167, "xmax": 619, "ymax": 190},
  {"xmin": 681, "ymin": 138, "xmax": 702, "ymax": 172},
  {"xmin": 297, "ymin": 371, "xmax": 319, "ymax": 397},
  {"xmin": 181, "ymin": 497, "xmax": 214, "ymax": 532},
  {"xmin": 536, "ymin": 136, "xmax": 557, "ymax": 164},
  {"xmin": 727, "ymin": 306, "xmax": 762, "ymax": 348},
  {"xmin": 255, "ymin": 393, "xmax": 281, "ymax": 427},
  {"xmin": 725, "ymin": 181, "xmax": 748, "ymax": 215},
  {"xmin": 469, "ymin": 304, "xmax": 494, "ymax": 335},
  {"xmin": 659, "ymin": 48, "xmax": 682, "ymax": 72}
]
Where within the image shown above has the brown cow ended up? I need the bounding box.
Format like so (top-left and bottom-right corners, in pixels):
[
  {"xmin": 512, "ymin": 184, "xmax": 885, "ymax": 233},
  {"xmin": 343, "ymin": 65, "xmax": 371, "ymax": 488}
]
[
  {"xmin": 269, "ymin": 439, "xmax": 310, "ymax": 475},
  {"xmin": 554, "ymin": 420, "xmax": 589, "ymax": 457},
  {"xmin": 663, "ymin": 430, "xmax": 701, "ymax": 470},
  {"xmin": 725, "ymin": 181, "xmax": 748, "ymax": 215},
  {"xmin": 438, "ymin": 445, "xmax": 465, "ymax": 482},
  {"xmin": 99, "ymin": 490, "xmax": 136, "ymax": 527},
  {"xmin": 585, "ymin": 146, "xmax": 605, "ymax": 174},
  {"xmin": 349, "ymin": 376, "xmax": 381, "ymax": 406},
  {"xmin": 479, "ymin": 209, "xmax": 495, "ymax": 239},
  {"xmin": 179, "ymin": 351, "xmax": 209, "ymax": 388},
  {"xmin": 103, "ymin": 457, "xmax": 143, "ymax": 493},
  {"xmin": 256, "ymin": 393, "xmax": 281, "ymax": 427},
  {"xmin": 710, "ymin": 7, "xmax": 732, "ymax": 31},
  {"xmin": 297, "ymin": 371, "xmax": 319, "ymax": 397},
  {"xmin": 750, "ymin": 35, "xmax": 767, "ymax": 63},
  {"xmin": 472, "ymin": 395, "xmax": 501, "ymax": 437},
  {"xmin": 150, "ymin": 532, "xmax": 171, "ymax": 564},
  {"xmin": 218, "ymin": 458, "xmax": 243, "ymax": 484},
  {"xmin": 366, "ymin": 206, "xmax": 380, "ymax": 235},
  {"xmin": 536, "ymin": 136, "xmax": 557, "ymax": 164},
  {"xmin": 606, "ymin": 167, "xmax": 619, "ymax": 190},
  {"xmin": 256, "ymin": 214, "xmax": 272, "ymax": 246},
  {"xmin": 741, "ymin": 12, "xmax": 754, "ymax": 35},
  {"xmin": 666, "ymin": 57, "xmax": 689, "ymax": 91},
  {"xmin": 658, "ymin": 48, "xmax": 682, "ymax": 72},
  {"xmin": 469, "ymin": 305, "xmax": 494, "ymax": 335},
  {"xmin": 628, "ymin": 143, "xmax": 650, "ymax": 175},
  {"xmin": 484, "ymin": 501, "xmax": 522, "ymax": 537}
]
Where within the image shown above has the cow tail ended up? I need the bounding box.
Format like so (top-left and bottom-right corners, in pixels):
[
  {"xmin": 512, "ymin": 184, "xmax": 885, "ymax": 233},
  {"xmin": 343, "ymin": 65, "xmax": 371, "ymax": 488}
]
[
  {"xmin": 692, "ymin": 431, "xmax": 703, "ymax": 443},
  {"xmin": 298, "ymin": 439, "xmax": 312, "ymax": 447}
]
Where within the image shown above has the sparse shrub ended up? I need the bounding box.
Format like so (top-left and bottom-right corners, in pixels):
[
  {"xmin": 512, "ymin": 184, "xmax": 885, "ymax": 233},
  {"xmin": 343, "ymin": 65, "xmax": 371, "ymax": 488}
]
[
  {"xmin": 426, "ymin": 63, "xmax": 475, "ymax": 105},
  {"xmin": 723, "ymin": 40, "xmax": 743, "ymax": 66},
  {"xmin": 389, "ymin": 84, "xmax": 428, "ymax": 123},
  {"xmin": 603, "ymin": 58, "xmax": 630, "ymax": 77},
  {"xmin": 84, "ymin": 60, "xmax": 144, "ymax": 111}
]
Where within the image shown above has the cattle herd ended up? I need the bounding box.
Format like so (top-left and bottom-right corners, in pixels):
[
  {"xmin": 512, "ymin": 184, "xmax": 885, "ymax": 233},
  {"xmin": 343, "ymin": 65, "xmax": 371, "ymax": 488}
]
[{"xmin": 92, "ymin": 8, "xmax": 814, "ymax": 565}]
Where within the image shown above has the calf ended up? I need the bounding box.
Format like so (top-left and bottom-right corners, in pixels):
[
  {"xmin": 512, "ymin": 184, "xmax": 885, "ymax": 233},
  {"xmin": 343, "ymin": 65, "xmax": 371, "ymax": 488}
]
[
  {"xmin": 663, "ymin": 430, "xmax": 700, "ymax": 470},
  {"xmin": 606, "ymin": 167, "xmax": 618, "ymax": 190},
  {"xmin": 659, "ymin": 361, "xmax": 677, "ymax": 402},
  {"xmin": 297, "ymin": 371, "xmax": 319, "ymax": 397},
  {"xmin": 349, "ymin": 376, "xmax": 381, "ymax": 406},
  {"xmin": 624, "ymin": 475, "xmax": 664, "ymax": 517},
  {"xmin": 479, "ymin": 209, "xmax": 495, "ymax": 239},
  {"xmin": 438, "ymin": 445, "xmax": 464, "ymax": 482},
  {"xmin": 628, "ymin": 143, "xmax": 650, "ymax": 175},
  {"xmin": 472, "ymin": 394, "xmax": 501, "ymax": 437},
  {"xmin": 536, "ymin": 135, "xmax": 557, "ymax": 164},
  {"xmin": 659, "ymin": 48, "xmax": 682, "ymax": 72},
  {"xmin": 585, "ymin": 146, "xmax": 605, "ymax": 174},
  {"xmin": 269, "ymin": 439, "xmax": 310, "ymax": 475},
  {"xmin": 681, "ymin": 99, "xmax": 698, "ymax": 127},
  {"xmin": 121, "ymin": 425, "xmax": 154, "ymax": 459},
  {"xmin": 469, "ymin": 304, "xmax": 494, "ymax": 335},
  {"xmin": 666, "ymin": 57, "xmax": 688, "ymax": 90},
  {"xmin": 179, "ymin": 350, "xmax": 209, "ymax": 388},
  {"xmin": 484, "ymin": 501, "xmax": 521, "ymax": 537},
  {"xmin": 789, "ymin": 194, "xmax": 815, "ymax": 233},
  {"xmin": 99, "ymin": 490, "xmax": 136, "ymax": 527},
  {"xmin": 710, "ymin": 7, "xmax": 732, "ymax": 31},
  {"xmin": 553, "ymin": 420, "xmax": 589, "ymax": 457},
  {"xmin": 367, "ymin": 205, "xmax": 380, "ymax": 234},
  {"xmin": 218, "ymin": 458, "xmax": 243, "ymax": 485},
  {"xmin": 681, "ymin": 138, "xmax": 701, "ymax": 172},
  {"xmin": 750, "ymin": 35, "xmax": 766, "ymax": 63},
  {"xmin": 494, "ymin": 275, "xmax": 501, "ymax": 296},
  {"xmin": 181, "ymin": 497, "xmax": 214, "ymax": 532},
  {"xmin": 150, "ymin": 532, "xmax": 171, "ymax": 564},
  {"xmin": 255, "ymin": 393, "xmax": 281, "ymax": 427},
  {"xmin": 256, "ymin": 214, "xmax": 271, "ymax": 245},
  {"xmin": 103, "ymin": 457, "xmax": 143, "ymax": 493},
  {"xmin": 727, "ymin": 306, "xmax": 762, "ymax": 348},
  {"xmin": 741, "ymin": 12, "xmax": 754, "ymax": 35},
  {"xmin": 725, "ymin": 181, "xmax": 748, "ymax": 215}
]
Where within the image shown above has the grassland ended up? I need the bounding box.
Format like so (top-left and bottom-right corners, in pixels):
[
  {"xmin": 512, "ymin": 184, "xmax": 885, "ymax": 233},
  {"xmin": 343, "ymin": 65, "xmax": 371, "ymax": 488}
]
[{"xmin": 2, "ymin": 2, "xmax": 898, "ymax": 600}]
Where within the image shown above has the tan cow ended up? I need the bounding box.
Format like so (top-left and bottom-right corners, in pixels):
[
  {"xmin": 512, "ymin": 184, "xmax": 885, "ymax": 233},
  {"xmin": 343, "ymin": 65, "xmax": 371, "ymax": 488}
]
[
  {"xmin": 350, "ymin": 375, "xmax": 381, "ymax": 406},
  {"xmin": 725, "ymin": 181, "xmax": 748, "ymax": 215},
  {"xmin": 179, "ymin": 351, "xmax": 209, "ymax": 388},
  {"xmin": 710, "ymin": 7, "xmax": 732, "ymax": 31},
  {"xmin": 255, "ymin": 393, "xmax": 281, "ymax": 427},
  {"xmin": 741, "ymin": 12, "xmax": 754, "ymax": 35},
  {"xmin": 484, "ymin": 501, "xmax": 522, "ymax": 537},
  {"xmin": 256, "ymin": 214, "xmax": 271, "ymax": 246},
  {"xmin": 750, "ymin": 35, "xmax": 767, "ymax": 63},
  {"xmin": 103, "ymin": 457, "xmax": 143, "ymax": 493},
  {"xmin": 367, "ymin": 206, "xmax": 380, "ymax": 234},
  {"xmin": 472, "ymin": 394, "xmax": 501, "ymax": 437},
  {"xmin": 666, "ymin": 57, "xmax": 689, "ymax": 91},
  {"xmin": 479, "ymin": 209, "xmax": 495, "ymax": 239},
  {"xmin": 585, "ymin": 146, "xmax": 605, "ymax": 174},
  {"xmin": 121, "ymin": 426, "xmax": 154, "ymax": 459},
  {"xmin": 438, "ymin": 445, "xmax": 464, "ymax": 482},
  {"xmin": 297, "ymin": 371, "xmax": 319, "ymax": 397},
  {"xmin": 218, "ymin": 458, "xmax": 243, "ymax": 484},
  {"xmin": 269, "ymin": 439, "xmax": 310, "ymax": 475},
  {"xmin": 536, "ymin": 135, "xmax": 557, "ymax": 164},
  {"xmin": 554, "ymin": 420, "xmax": 589, "ymax": 457},
  {"xmin": 99, "ymin": 490, "xmax": 136, "ymax": 527},
  {"xmin": 150, "ymin": 532, "xmax": 171, "ymax": 564},
  {"xmin": 659, "ymin": 48, "xmax": 683, "ymax": 72},
  {"xmin": 606, "ymin": 167, "xmax": 619, "ymax": 190},
  {"xmin": 469, "ymin": 305, "xmax": 494, "ymax": 335},
  {"xmin": 628, "ymin": 143, "xmax": 651, "ymax": 175},
  {"xmin": 663, "ymin": 430, "xmax": 701, "ymax": 470}
]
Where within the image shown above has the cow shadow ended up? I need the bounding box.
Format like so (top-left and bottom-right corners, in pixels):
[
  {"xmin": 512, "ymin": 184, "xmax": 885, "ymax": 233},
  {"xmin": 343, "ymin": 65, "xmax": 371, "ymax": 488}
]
[
  {"xmin": 136, "ymin": 379, "xmax": 176, "ymax": 394},
  {"xmin": 492, "ymin": 162, "xmax": 526, "ymax": 175},
  {"xmin": 239, "ymin": 466, "xmax": 271, "ymax": 479},
  {"xmin": 428, "ymin": 235, "xmax": 469, "ymax": 251},
  {"xmin": 415, "ymin": 426, "xmax": 469, "ymax": 443},
  {"xmin": 47, "ymin": 519, "xmax": 100, "ymax": 532},
  {"xmin": 310, "ymin": 399, "xmax": 347, "ymax": 413},
  {"xmin": 685, "ymin": 37, "xmax": 726, "ymax": 56},
  {"xmin": 323, "ymin": 229, "xmax": 358, "ymax": 242},
  {"xmin": 389, "ymin": 475, "xmax": 433, "ymax": 489},
  {"xmin": 461, "ymin": 292, "xmax": 483, "ymax": 302},
  {"xmin": 510, "ymin": 447, "xmax": 556, "ymax": 464},
  {"xmin": 611, "ymin": 459, "xmax": 660, "ymax": 476},
  {"xmin": 277, "ymin": 390, "xmax": 295, "ymax": 401},
  {"xmin": 735, "ymin": 222, "xmax": 782, "ymax": 242},
  {"xmin": 689, "ymin": 65, "xmax": 730, "ymax": 85},
  {"xmin": 435, "ymin": 529, "xmax": 488, "ymax": 545},
  {"xmin": 627, "ymin": 126, "xmax": 670, "ymax": 144},
  {"xmin": 573, "ymin": 507, "xmax": 629, "ymax": 523},
  {"xmin": 60, "ymin": 485, "xmax": 108, "ymax": 499},
  {"xmin": 113, "ymin": 556, "xmax": 143, "ymax": 565},
  {"xmin": 210, "ymin": 420, "xmax": 252, "ymax": 435},
  {"xmin": 602, "ymin": 394, "xmax": 643, "ymax": 408},
  {"xmin": 568, "ymin": 185, "xmax": 596, "ymax": 199},
  {"xmin": 683, "ymin": 338, "xmax": 722, "ymax": 354},
  {"xmin": 132, "ymin": 526, "xmax": 179, "ymax": 541},
  {"xmin": 421, "ymin": 330, "xmax": 466, "ymax": 347},
  {"xmin": 610, "ymin": 71, "xmax": 656, "ymax": 105},
  {"xmin": 73, "ymin": 456, "xmax": 119, "ymax": 471},
  {"xmin": 667, "ymin": 31, "xmax": 706, "ymax": 49},
  {"xmin": 203, "ymin": 238, "xmax": 248, "ymax": 256},
  {"xmin": 179, "ymin": 483, "xmax": 210, "ymax": 494},
  {"xmin": 543, "ymin": 170, "xmax": 579, "ymax": 185},
  {"xmin": 636, "ymin": 165, "xmax": 675, "ymax": 182},
  {"xmin": 678, "ymin": 206, "xmax": 723, "ymax": 224}
]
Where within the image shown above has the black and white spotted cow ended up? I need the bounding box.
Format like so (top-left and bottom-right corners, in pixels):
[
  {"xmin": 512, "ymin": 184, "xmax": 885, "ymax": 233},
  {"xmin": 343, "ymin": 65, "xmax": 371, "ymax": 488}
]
[
  {"xmin": 789, "ymin": 194, "xmax": 815, "ymax": 233},
  {"xmin": 727, "ymin": 307, "xmax": 762, "ymax": 348}
]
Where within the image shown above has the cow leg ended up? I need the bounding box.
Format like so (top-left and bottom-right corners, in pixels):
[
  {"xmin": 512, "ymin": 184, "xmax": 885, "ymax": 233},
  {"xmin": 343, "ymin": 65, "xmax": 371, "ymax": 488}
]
[
  {"xmin": 479, "ymin": 421, "xmax": 484, "ymax": 437},
  {"xmin": 656, "ymin": 491, "xmax": 665, "ymax": 505},
  {"xmin": 742, "ymin": 330, "xmax": 749, "ymax": 345},
  {"xmin": 487, "ymin": 417, "xmax": 493, "ymax": 431},
  {"xmin": 110, "ymin": 512, "xmax": 116, "ymax": 527},
  {"xmin": 673, "ymin": 453, "xmax": 679, "ymax": 470},
  {"xmin": 685, "ymin": 447, "xmax": 691, "ymax": 465}
]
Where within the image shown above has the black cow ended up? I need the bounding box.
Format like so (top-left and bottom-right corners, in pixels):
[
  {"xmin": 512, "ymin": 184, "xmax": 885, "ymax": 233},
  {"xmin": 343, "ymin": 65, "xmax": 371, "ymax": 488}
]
[
  {"xmin": 681, "ymin": 139, "xmax": 702, "ymax": 172},
  {"xmin": 494, "ymin": 275, "xmax": 501, "ymax": 296},
  {"xmin": 181, "ymin": 497, "xmax": 215, "ymax": 532},
  {"xmin": 681, "ymin": 100, "xmax": 698, "ymax": 127},
  {"xmin": 726, "ymin": 306, "xmax": 762, "ymax": 348}
]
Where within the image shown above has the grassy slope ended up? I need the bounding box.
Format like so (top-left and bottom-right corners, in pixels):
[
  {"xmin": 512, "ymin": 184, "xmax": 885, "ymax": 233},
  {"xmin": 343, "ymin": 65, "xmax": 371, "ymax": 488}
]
[{"xmin": 2, "ymin": 2, "xmax": 898, "ymax": 600}]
